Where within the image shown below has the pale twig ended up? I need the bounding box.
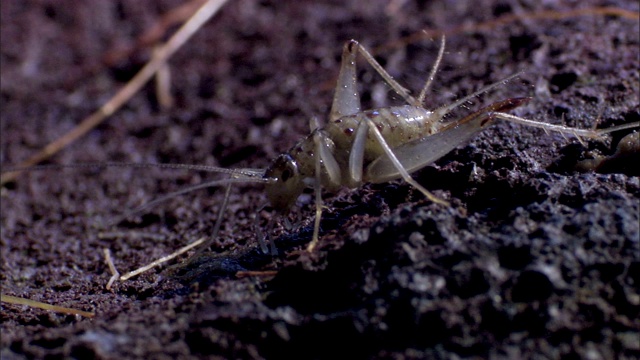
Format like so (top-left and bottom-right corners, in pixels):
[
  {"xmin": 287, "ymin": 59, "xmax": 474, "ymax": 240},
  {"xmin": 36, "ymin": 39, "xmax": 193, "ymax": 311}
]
[
  {"xmin": 1, "ymin": 294, "xmax": 95, "ymax": 318},
  {"xmin": 0, "ymin": 0, "xmax": 229, "ymax": 185},
  {"xmin": 119, "ymin": 237, "xmax": 206, "ymax": 281},
  {"xmin": 154, "ymin": 45, "xmax": 175, "ymax": 109},
  {"xmin": 103, "ymin": 248, "xmax": 120, "ymax": 291}
]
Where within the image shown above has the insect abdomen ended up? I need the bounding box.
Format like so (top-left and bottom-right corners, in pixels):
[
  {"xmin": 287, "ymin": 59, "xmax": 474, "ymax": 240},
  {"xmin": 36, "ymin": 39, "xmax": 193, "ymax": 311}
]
[{"xmin": 326, "ymin": 105, "xmax": 437, "ymax": 162}]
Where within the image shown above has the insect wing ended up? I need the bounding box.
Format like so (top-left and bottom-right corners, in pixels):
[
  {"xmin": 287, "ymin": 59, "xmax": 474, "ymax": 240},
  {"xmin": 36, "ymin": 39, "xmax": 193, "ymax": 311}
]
[{"xmin": 366, "ymin": 98, "xmax": 530, "ymax": 183}]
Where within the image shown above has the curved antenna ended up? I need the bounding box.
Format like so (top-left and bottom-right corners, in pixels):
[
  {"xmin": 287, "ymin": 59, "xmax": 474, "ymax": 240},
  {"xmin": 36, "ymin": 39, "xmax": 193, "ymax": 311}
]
[
  {"xmin": 417, "ymin": 34, "xmax": 446, "ymax": 105},
  {"xmin": 105, "ymin": 176, "xmax": 274, "ymax": 228}
]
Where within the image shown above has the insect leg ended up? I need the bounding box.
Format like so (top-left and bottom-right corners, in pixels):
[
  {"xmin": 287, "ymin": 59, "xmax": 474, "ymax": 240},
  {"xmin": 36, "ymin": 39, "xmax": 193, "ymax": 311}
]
[
  {"xmin": 345, "ymin": 37, "xmax": 445, "ymax": 184},
  {"xmin": 309, "ymin": 136, "xmax": 324, "ymax": 252},
  {"xmin": 308, "ymin": 131, "xmax": 342, "ymax": 251},
  {"xmin": 348, "ymin": 118, "xmax": 369, "ymax": 185},
  {"xmin": 330, "ymin": 41, "xmax": 362, "ymax": 121},
  {"xmin": 364, "ymin": 118, "xmax": 450, "ymax": 206},
  {"xmin": 493, "ymin": 113, "xmax": 640, "ymax": 139},
  {"xmin": 254, "ymin": 205, "xmax": 271, "ymax": 254},
  {"xmin": 351, "ymin": 41, "xmax": 420, "ymax": 107}
]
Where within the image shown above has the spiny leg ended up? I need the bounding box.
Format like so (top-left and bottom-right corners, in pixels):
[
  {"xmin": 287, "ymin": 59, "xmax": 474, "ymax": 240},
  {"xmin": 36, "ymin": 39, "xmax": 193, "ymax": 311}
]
[
  {"xmin": 350, "ymin": 35, "xmax": 446, "ymax": 108},
  {"xmin": 433, "ymin": 72, "xmax": 523, "ymax": 120},
  {"xmin": 332, "ymin": 37, "xmax": 436, "ymax": 116},
  {"xmin": 493, "ymin": 113, "xmax": 640, "ymax": 139},
  {"xmin": 365, "ymin": 118, "xmax": 450, "ymax": 206}
]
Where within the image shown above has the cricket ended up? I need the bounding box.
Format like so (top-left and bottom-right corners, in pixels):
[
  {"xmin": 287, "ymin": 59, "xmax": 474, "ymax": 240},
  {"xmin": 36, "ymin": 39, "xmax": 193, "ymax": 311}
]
[
  {"xmin": 173, "ymin": 34, "xmax": 636, "ymax": 254},
  {"xmin": 2, "ymin": 34, "xmax": 638, "ymax": 282}
]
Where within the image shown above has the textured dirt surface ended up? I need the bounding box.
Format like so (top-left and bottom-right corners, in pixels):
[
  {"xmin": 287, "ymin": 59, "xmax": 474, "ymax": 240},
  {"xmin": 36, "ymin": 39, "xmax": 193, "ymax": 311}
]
[{"xmin": 1, "ymin": 0, "xmax": 639, "ymax": 359}]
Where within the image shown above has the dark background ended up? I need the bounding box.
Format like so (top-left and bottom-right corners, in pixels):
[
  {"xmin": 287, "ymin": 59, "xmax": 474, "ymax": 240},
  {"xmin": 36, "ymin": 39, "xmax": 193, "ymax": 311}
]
[{"xmin": 1, "ymin": 0, "xmax": 638, "ymax": 359}]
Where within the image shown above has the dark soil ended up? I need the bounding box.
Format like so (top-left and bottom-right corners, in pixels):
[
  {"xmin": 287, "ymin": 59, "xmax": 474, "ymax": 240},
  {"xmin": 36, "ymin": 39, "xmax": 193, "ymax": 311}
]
[{"xmin": 1, "ymin": 1, "xmax": 639, "ymax": 359}]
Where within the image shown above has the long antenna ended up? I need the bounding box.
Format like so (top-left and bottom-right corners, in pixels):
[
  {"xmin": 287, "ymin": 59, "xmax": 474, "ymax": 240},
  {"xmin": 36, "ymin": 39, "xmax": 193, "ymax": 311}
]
[
  {"xmin": 105, "ymin": 176, "xmax": 273, "ymax": 228},
  {"xmin": 434, "ymin": 71, "xmax": 524, "ymax": 119},
  {"xmin": 0, "ymin": 162, "xmax": 266, "ymax": 179}
]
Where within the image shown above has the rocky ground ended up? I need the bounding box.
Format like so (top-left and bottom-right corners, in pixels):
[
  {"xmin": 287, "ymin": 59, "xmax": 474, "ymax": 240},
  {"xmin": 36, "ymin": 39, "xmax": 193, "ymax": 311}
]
[{"xmin": 1, "ymin": 0, "xmax": 639, "ymax": 359}]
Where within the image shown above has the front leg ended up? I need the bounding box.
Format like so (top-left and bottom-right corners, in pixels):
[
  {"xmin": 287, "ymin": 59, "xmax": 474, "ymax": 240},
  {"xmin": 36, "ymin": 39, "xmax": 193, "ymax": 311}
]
[{"xmin": 308, "ymin": 130, "xmax": 342, "ymax": 251}]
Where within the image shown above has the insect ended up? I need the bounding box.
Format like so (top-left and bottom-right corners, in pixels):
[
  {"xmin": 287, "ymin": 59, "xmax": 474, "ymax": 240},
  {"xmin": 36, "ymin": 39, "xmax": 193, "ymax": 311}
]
[
  {"xmin": 239, "ymin": 35, "xmax": 638, "ymax": 254},
  {"xmin": 3, "ymin": 36, "xmax": 638, "ymax": 262}
]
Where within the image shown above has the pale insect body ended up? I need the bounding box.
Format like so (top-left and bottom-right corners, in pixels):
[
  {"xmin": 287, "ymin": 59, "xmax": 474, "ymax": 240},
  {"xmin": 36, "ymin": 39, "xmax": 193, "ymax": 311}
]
[
  {"xmin": 260, "ymin": 36, "xmax": 533, "ymax": 253},
  {"xmin": 265, "ymin": 106, "xmax": 442, "ymax": 201}
]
